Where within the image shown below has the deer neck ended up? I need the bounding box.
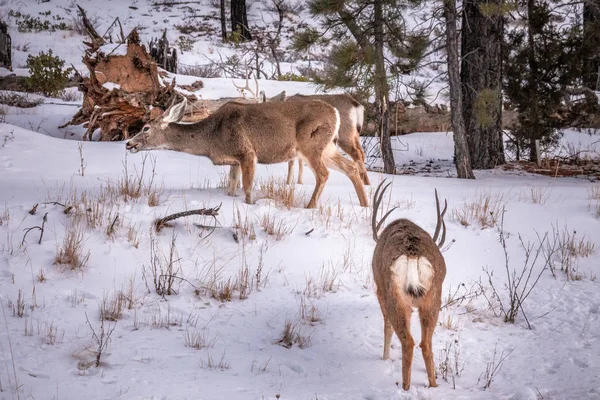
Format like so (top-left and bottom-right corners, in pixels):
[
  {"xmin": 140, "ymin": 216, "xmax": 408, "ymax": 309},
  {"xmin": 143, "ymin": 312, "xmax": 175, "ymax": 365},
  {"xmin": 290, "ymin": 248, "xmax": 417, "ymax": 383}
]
[{"xmin": 162, "ymin": 119, "xmax": 217, "ymax": 157}]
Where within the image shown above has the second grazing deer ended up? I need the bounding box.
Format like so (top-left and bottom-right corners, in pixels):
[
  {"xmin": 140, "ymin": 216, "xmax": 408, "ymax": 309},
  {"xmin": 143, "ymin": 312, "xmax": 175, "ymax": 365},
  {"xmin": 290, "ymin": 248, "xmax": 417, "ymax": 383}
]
[
  {"xmin": 371, "ymin": 179, "xmax": 447, "ymax": 390},
  {"xmin": 125, "ymin": 98, "xmax": 369, "ymax": 208},
  {"xmin": 265, "ymin": 92, "xmax": 370, "ymax": 186}
]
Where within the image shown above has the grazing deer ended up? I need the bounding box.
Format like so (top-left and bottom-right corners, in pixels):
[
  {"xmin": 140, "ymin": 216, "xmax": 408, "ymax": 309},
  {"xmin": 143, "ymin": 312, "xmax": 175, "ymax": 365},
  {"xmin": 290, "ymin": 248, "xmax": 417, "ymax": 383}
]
[
  {"xmin": 125, "ymin": 98, "xmax": 369, "ymax": 208},
  {"xmin": 266, "ymin": 92, "xmax": 371, "ymax": 186},
  {"xmin": 371, "ymin": 179, "xmax": 447, "ymax": 390}
]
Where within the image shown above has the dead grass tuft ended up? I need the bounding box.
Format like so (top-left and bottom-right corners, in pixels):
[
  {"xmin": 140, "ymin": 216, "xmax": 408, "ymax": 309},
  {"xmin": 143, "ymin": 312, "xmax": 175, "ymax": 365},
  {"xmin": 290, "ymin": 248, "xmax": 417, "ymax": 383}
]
[
  {"xmin": 99, "ymin": 291, "xmax": 125, "ymax": 322},
  {"xmin": 260, "ymin": 212, "xmax": 295, "ymax": 240},
  {"xmin": 452, "ymin": 191, "xmax": 507, "ymax": 229},
  {"xmin": 277, "ymin": 318, "xmax": 312, "ymax": 349},
  {"xmin": 53, "ymin": 223, "xmax": 90, "ymax": 271},
  {"xmin": 259, "ymin": 177, "xmax": 305, "ymax": 209},
  {"xmin": 183, "ymin": 327, "xmax": 217, "ymax": 350}
]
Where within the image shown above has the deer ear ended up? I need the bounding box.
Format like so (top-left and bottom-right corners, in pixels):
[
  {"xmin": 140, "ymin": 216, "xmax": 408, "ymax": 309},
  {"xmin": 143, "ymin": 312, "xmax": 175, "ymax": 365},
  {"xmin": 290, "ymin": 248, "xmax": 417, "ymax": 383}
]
[{"xmin": 163, "ymin": 98, "xmax": 188, "ymax": 124}]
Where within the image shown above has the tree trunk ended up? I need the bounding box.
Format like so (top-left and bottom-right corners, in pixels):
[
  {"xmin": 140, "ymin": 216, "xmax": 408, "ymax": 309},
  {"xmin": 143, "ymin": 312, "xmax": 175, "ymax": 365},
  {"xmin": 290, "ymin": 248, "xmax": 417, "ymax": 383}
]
[
  {"xmin": 583, "ymin": 1, "xmax": 600, "ymax": 90},
  {"xmin": 0, "ymin": 20, "xmax": 11, "ymax": 70},
  {"xmin": 220, "ymin": 0, "xmax": 227, "ymax": 40},
  {"xmin": 526, "ymin": 0, "xmax": 540, "ymax": 163},
  {"xmin": 461, "ymin": 0, "xmax": 505, "ymax": 169},
  {"xmin": 374, "ymin": 0, "xmax": 395, "ymax": 174},
  {"xmin": 231, "ymin": 0, "xmax": 252, "ymax": 41},
  {"xmin": 444, "ymin": 0, "xmax": 475, "ymax": 179}
]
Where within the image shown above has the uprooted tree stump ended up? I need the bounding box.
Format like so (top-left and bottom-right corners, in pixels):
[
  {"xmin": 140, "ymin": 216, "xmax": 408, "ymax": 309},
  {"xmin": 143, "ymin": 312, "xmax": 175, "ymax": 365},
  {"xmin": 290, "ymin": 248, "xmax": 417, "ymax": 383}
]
[{"xmin": 60, "ymin": 7, "xmax": 197, "ymax": 141}]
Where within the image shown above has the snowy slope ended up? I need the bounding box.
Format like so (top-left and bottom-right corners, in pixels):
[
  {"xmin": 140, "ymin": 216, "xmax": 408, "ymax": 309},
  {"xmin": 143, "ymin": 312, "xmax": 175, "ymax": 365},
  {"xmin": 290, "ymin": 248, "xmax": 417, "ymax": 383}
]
[{"xmin": 1, "ymin": 122, "xmax": 599, "ymax": 400}]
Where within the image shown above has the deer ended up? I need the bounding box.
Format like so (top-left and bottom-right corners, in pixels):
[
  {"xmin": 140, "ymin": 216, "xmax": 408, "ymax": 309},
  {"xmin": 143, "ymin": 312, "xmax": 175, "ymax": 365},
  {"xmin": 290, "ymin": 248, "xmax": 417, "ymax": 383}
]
[
  {"xmin": 264, "ymin": 92, "xmax": 371, "ymax": 187},
  {"xmin": 370, "ymin": 179, "xmax": 447, "ymax": 391},
  {"xmin": 125, "ymin": 97, "xmax": 369, "ymax": 209}
]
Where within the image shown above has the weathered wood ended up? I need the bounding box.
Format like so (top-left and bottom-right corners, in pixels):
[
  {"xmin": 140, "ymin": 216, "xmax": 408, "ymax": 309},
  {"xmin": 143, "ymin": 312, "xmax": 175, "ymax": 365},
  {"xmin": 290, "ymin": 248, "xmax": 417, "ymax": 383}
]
[
  {"xmin": 149, "ymin": 29, "xmax": 178, "ymax": 73},
  {"xmin": 63, "ymin": 21, "xmax": 197, "ymax": 141}
]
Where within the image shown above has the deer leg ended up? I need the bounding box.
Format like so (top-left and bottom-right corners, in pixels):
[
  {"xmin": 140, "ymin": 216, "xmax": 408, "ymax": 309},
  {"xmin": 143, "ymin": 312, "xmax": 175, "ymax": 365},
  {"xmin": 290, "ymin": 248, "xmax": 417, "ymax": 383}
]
[
  {"xmin": 419, "ymin": 304, "xmax": 440, "ymax": 388},
  {"xmin": 227, "ymin": 165, "xmax": 241, "ymax": 196},
  {"xmin": 352, "ymin": 136, "xmax": 370, "ymax": 185},
  {"xmin": 240, "ymin": 155, "xmax": 257, "ymax": 205},
  {"xmin": 287, "ymin": 160, "xmax": 295, "ymax": 185},
  {"xmin": 304, "ymin": 157, "xmax": 329, "ymax": 209},
  {"xmin": 383, "ymin": 315, "xmax": 394, "ymax": 360},
  {"xmin": 392, "ymin": 306, "xmax": 415, "ymax": 391},
  {"xmin": 297, "ymin": 158, "xmax": 304, "ymax": 184},
  {"xmin": 324, "ymin": 151, "xmax": 369, "ymax": 207}
]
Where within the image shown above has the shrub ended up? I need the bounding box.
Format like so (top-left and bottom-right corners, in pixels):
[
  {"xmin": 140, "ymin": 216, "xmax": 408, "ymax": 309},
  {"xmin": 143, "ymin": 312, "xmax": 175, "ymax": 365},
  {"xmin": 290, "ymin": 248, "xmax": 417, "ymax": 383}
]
[
  {"xmin": 278, "ymin": 72, "xmax": 310, "ymax": 82},
  {"xmin": 24, "ymin": 50, "xmax": 73, "ymax": 97}
]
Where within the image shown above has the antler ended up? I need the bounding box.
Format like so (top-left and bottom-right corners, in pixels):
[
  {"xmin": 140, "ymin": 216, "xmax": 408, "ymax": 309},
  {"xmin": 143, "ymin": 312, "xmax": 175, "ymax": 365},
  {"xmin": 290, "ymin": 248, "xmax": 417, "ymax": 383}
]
[
  {"xmin": 372, "ymin": 179, "xmax": 398, "ymax": 242},
  {"xmin": 232, "ymin": 64, "xmax": 259, "ymax": 101},
  {"xmin": 432, "ymin": 189, "xmax": 448, "ymax": 248}
]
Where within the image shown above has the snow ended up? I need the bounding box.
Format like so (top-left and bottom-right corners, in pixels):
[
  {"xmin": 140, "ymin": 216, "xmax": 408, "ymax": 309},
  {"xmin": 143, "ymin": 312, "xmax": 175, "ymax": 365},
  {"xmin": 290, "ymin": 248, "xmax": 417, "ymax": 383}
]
[
  {"xmin": 1, "ymin": 0, "xmax": 600, "ymax": 399},
  {"xmin": 102, "ymin": 82, "xmax": 121, "ymax": 91},
  {"xmin": 1, "ymin": 120, "xmax": 600, "ymax": 399}
]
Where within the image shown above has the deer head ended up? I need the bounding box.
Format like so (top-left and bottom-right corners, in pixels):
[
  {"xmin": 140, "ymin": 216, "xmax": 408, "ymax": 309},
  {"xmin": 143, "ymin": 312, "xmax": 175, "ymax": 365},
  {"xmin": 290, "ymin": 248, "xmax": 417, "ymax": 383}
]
[{"xmin": 126, "ymin": 98, "xmax": 188, "ymax": 153}]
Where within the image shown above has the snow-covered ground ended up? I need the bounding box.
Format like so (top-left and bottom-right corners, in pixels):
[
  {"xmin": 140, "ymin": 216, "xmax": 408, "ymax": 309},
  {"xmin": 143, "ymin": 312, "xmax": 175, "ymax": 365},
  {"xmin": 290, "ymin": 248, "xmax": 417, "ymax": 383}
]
[
  {"xmin": 1, "ymin": 118, "xmax": 600, "ymax": 399},
  {"xmin": 1, "ymin": 0, "xmax": 600, "ymax": 399}
]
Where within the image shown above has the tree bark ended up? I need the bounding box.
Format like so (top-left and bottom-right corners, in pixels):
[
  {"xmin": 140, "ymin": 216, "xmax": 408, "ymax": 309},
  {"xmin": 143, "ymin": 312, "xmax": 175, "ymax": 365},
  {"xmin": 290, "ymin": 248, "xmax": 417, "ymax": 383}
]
[
  {"xmin": 461, "ymin": 0, "xmax": 505, "ymax": 169},
  {"xmin": 220, "ymin": 0, "xmax": 227, "ymax": 40},
  {"xmin": 583, "ymin": 0, "xmax": 600, "ymax": 90},
  {"xmin": 526, "ymin": 0, "xmax": 540, "ymax": 163},
  {"xmin": 374, "ymin": 0, "xmax": 395, "ymax": 174},
  {"xmin": 444, "ymin": 0, "xmax": 475, "ymax": 179},
  {"xmin": 231, "ymin": 0, "xmax": 252, "ymax": 41}
]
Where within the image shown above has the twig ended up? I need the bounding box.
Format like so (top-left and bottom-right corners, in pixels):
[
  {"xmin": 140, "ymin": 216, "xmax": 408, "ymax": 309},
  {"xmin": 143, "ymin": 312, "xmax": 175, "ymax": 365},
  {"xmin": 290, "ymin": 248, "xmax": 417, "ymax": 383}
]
[
  {"xmin": 21, "ymin": 213, "xmax": 48, "ymax": 246},
  {"xmin": 154, "ymin": 204, "xmax": 221, "ymax": 232},
  {"xmin": 28, "ymin": 204, "xmax": 38, "ymax": 215}
]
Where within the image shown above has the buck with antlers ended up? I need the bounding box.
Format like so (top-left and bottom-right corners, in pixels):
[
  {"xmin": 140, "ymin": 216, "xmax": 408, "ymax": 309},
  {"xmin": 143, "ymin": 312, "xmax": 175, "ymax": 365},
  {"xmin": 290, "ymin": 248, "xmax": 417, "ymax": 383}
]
[
  {"xmin": 125, "ymin": 98, "xmax": 369, "ymax": 208},
  {"xmin": 265, "ymin": 92, "xmax": 370, "ymax": 186},
  {"xmin": 371, "ymin": 179, "xmax": 447, "ymax": 390}
]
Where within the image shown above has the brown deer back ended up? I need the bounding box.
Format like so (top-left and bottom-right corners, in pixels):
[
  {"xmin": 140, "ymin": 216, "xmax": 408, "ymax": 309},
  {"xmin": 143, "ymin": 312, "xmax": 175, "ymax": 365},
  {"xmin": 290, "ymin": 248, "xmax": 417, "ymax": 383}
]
[
  {"xmin": 372, "ymin": 218, "xmax": 446, "ymax": 308},
  {"xmin": 169, "ymin": 99, "xmax": 339, "ymax": 165},
  {"xmin": 286, "ymin": 94, "xmax": 363, "ymax": 150}
]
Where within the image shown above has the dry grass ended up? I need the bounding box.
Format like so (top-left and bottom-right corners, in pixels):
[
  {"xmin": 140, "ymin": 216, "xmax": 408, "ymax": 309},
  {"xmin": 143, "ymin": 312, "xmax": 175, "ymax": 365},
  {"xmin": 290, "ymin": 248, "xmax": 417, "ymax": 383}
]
[
  {"xmin": 260, "ymin": 212, "xmax": 295, "ymax": 240},
  {"xmin": 298, "ymin": 293, "xmax": 323, "ymax": 324},
  {"xmin": 519, "ymin": 187, "xmax": 552, "ymax": 204},
  {"xmin": 259, "ymin": 177, "xmax": 305, "ymax": 209},
  {"xmin": 53, "ymin": 223, "xmax": 90, "ymax": 271},
  {"xmin": 37, "ymin": 268, "xmax": 47, "ymax": 283},
  {"xmin": 120, "ymin": 273, "xmax": 141, "ymax": 310},
  {"xmin": 549, "ymin": 224, "xmax": 597, "ymax": 280},
  {"xmin": 183, "ymin": 327, "xmax": 217, "ymax": 350},
  {"xmin": 146, "ymin": 304, "xmax": 184, "ymax": 329},
  {"xmin": 200, "ymin": 350, "xmax": 231, "ymax": 370},
  {"xmin": 100, "ymin": 291, "xmax": 125, "ymax": 322},
  {"xmin": 143, "ymin": 234, "xmax": 181, "ymax": 297},
  {"xmin": 232, "ymin": 206, "xmax": 257, "ymax": 242},
  {"xmin": 38, "ymin": 320, "xmax": 65, "ymax": 345},
  {"xmin": 277, "ymin": 318, "xmax": 312, "ymax": 349},
  {"xmin": 126, "ymin": 224, "xmax": 141, "ymax": 248},
  {"xmin": 452, "ymin": 191, "xmax": 507, "ymax": 229},
  {"xmin": 440, "ymin": 313, "xmax": 459, "ymax": 331}
]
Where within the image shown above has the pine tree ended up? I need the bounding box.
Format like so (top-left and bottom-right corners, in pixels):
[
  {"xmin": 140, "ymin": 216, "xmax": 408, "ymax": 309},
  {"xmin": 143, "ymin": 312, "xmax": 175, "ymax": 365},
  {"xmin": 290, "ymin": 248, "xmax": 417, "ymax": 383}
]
[
  {"xmin": 292, "ymin": 0, "xmax": 428, "ymax": 174},
  {"xmin": 503, "ymin": 0, "xmax": 592, "ymax": 162}
]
